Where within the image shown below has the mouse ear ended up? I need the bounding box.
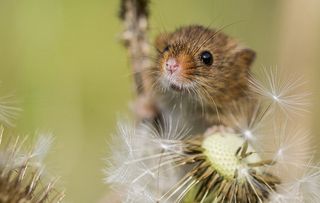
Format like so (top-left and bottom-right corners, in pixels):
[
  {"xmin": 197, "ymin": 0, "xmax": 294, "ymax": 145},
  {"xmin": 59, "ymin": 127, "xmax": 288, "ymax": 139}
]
[
  {"xmin": 235, "ymin": 48, "xmax": 256, "ymax": 69},
  {"xmin": 155, "ymin": 33, "xmax": 172, "ymax": 51}
]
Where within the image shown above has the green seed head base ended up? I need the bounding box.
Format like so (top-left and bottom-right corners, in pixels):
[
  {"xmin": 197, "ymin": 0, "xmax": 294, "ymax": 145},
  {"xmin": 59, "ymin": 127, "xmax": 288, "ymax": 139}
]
[{"xmin": 180, "ymin": 132, "xmax": 280, "ymax": 202}]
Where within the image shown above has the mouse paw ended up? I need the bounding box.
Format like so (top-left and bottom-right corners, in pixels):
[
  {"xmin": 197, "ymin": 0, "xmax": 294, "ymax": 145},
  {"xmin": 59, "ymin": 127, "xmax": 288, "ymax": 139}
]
[{"xmin": 204, "ymin": 125, "xmax": 235, "ymax": 137}]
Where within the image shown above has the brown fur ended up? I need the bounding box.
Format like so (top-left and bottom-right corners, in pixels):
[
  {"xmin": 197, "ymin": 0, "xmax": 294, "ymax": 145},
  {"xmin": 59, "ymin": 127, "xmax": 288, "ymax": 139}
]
[{"xmin": 143, "ymin": 25, "xmax": 256, "ymax": 133}]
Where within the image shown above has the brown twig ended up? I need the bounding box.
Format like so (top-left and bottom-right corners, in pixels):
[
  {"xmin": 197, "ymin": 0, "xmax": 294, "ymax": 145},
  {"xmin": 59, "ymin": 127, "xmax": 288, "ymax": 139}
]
[{"xmin": 119, "ymin": 0, "xmax": 152, "ymax": 95}]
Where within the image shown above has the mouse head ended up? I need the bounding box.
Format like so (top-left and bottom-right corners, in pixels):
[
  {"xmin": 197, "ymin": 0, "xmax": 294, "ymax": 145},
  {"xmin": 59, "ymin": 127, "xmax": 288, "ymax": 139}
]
[{"xmin": 152, "ymin": 25, "xmax": 256, "ymax": 105}]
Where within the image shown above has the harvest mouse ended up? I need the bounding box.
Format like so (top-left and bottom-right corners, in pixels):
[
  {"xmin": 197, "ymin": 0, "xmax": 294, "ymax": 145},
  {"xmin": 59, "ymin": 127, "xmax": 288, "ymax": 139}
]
[{"xmin": 137, "ymin": 25, "xmax": 256, "ymax": 135}]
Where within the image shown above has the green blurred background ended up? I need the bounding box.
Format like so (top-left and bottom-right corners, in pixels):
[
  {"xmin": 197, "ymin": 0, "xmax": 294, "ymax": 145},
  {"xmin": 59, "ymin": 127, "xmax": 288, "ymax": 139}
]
[{"xmin": 0, "ymin": 0, "xmax": 319, "ymax": 202}]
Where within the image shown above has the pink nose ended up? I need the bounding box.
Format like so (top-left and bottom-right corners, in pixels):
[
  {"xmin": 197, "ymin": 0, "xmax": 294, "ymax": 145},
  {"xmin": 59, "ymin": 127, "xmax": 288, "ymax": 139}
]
[{"xmin": 165, "ymin": 58, "xmax": 179, "ymax": 74}]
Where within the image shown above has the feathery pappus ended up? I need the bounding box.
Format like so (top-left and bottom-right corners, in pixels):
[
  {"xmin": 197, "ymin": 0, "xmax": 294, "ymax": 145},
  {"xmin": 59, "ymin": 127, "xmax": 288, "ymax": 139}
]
[
  {"xmin": 0, "ymin": 127, "xmax": 65, "ymax": 203},
  {"xmin": 105, "ymin": 67, "xmax": 317, "ymax": 203}
]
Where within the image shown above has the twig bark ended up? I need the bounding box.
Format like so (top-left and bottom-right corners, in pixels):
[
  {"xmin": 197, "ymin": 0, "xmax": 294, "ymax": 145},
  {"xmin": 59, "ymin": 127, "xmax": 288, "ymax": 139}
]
[
  {"xmin": 119, "ymin": 0, "xmax": 152, "ymax": 95},
  {"xmin": 119, "ymin": 0, "xmax": 157, "ymax": 120}
]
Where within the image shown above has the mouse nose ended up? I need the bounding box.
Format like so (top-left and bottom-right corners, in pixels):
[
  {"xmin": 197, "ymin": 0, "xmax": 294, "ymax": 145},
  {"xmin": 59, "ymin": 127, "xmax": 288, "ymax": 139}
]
[{"xmin": 165, "ymin": 58, "xmax": 179, "ymax": 74}]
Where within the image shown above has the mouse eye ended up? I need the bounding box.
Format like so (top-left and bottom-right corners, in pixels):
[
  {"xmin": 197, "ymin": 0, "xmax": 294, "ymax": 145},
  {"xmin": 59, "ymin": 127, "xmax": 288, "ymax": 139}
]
[
  {"xmin": 163, "ymin": 45, "xmax": 170, "ymax": 53},
  {"xmin": 200, "ymin": 51, "xmax": 213, "ymax": 66}
]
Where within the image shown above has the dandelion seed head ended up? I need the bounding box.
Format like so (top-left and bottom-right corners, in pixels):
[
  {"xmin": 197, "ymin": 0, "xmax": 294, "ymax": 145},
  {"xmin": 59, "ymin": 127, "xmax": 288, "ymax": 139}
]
[
  {"xmin": 105, "ymin": 116, "xmax": 320, "ymax": 203},
  {"xmin": 177, "ymin": 131, "xmax": 280, "ymax": 202},
  {"xmin": 106, "ymin": 91, "xmax": 317, "ymax": 203},
  {"xmin": 202, "ymin": 132, "xmax": 261, "ymax": 180},
  {"xmin": 0, "ymin": 128, "xmax": 64, "ymax": 202},
  {"xmin": 107, "ymin": 117, "xmax": 285, "ymax": 202}
]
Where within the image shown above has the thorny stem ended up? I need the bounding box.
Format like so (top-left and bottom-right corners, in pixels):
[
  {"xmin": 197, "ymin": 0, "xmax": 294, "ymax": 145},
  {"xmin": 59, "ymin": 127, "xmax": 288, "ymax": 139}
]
[{"xmin": 119, "ymin": 0, "xmax": 152, "ymax": 95}]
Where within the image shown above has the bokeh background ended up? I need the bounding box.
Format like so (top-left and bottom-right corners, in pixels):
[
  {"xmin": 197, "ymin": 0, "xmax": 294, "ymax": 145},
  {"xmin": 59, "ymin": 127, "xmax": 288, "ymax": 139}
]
[{"xmin": 0, "ymin": 0, "xmax": 319, "ymax": 202}]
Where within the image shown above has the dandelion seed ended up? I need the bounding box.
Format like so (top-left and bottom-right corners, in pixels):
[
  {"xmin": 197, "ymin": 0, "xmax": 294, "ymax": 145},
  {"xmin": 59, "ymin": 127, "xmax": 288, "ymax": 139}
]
[
  {"xmin": 222, "ymin": 100, "xmax": 271, "ymax": 146},
  {"xmin": 0, "ymin": 95, "xmax": 21, "ymax": 126},
  {"xmin": 249, "ymin": 67, "xmax": 310, "ymax": 117},
  {"xmin": 270, "ymin": 161, "xmax": 320, "ymax": 203},
  {"xmin": 298, "ymin": 165, "xmax": 320, "ymax": 202},
  {"xmin": 267, "ymin": 121, "xmax": 313, "ymax": 169}
]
